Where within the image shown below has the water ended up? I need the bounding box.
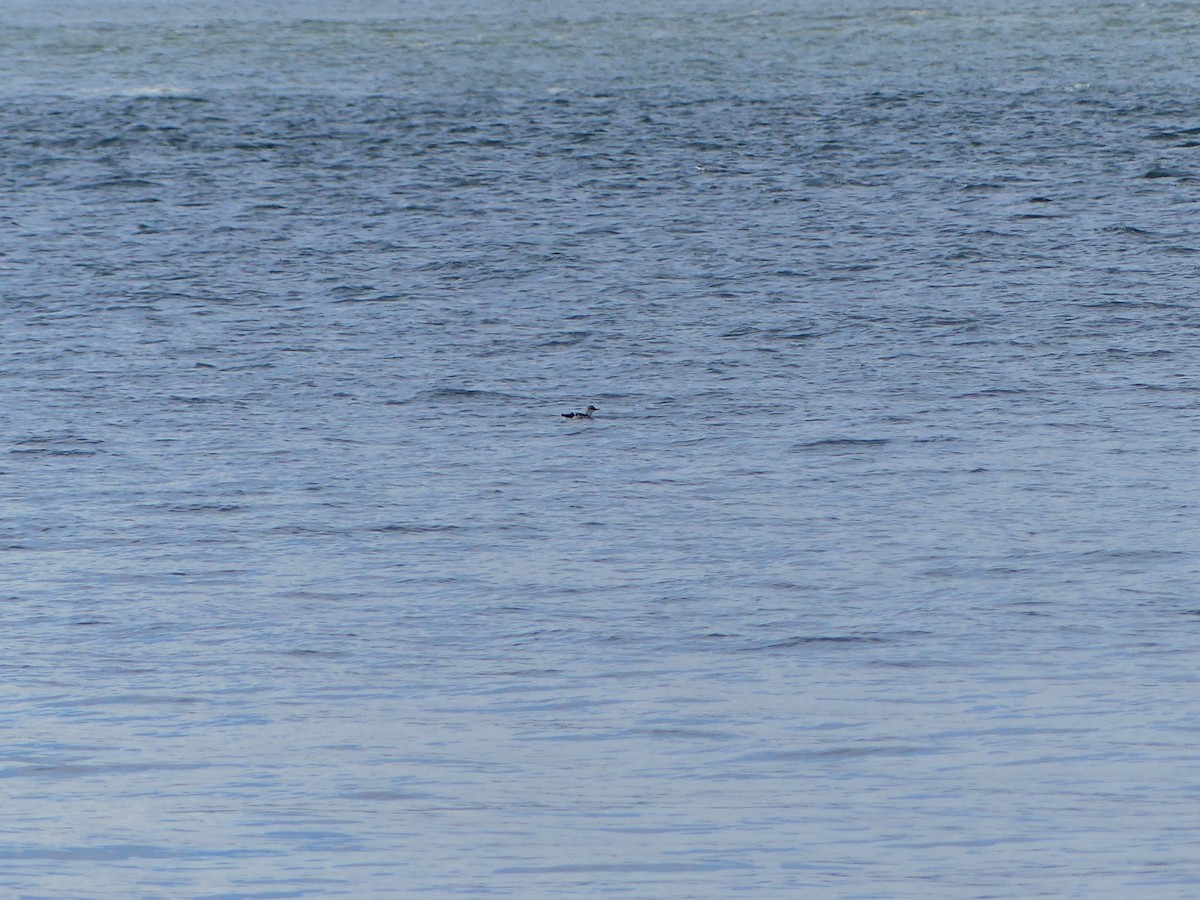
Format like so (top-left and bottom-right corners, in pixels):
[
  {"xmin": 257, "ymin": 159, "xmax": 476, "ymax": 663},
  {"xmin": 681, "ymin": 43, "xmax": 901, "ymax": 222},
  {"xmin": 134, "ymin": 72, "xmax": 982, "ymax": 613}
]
[{"xmin": 4, "ymin": 1, "xmax": 1200, "ymax": 895}]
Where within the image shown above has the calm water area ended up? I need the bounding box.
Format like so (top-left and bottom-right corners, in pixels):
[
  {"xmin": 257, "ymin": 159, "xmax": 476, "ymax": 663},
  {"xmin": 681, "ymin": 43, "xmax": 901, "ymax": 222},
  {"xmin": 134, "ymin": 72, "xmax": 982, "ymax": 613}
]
[{"xmin": 3, "ymin": 0, "xmax": 1200, "ymax": 896}]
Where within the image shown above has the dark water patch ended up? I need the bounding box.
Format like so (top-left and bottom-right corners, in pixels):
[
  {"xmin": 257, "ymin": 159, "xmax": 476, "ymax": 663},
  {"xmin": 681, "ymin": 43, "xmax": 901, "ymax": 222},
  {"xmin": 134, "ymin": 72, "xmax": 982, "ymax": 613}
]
[
  {"xmin": 10, "ymin": 446, "xmax": 100, "ymax": 457},
  {"xmin": 401, "ymin": 388, "xmax": 523, "ymax": 405},
  {"xmin": 333, "ymin": 292, "xmax": 406, "ymax": 304},
  {"xmin": 1014, "ymin": 211, "xmax": 1068, "ymax": 219},
  {"xmin": 1147, "ymin": 126, "xmax": 1200, "ymax": 142},
  {"xmin": 790, "ymin": 437, "xmax": 890, "ymax": 452},
  {"xmin": 760, "ymin": 328, "xmax": 822, "ymax": 342},
  {"xmin": 628, "ymin": 727, "xmax": 736, "ymax": 740},
  {"xmin": 370, "ymin": 522, "xmax": 465, "ymax": 534},
  {"xmin": 1101, "ymin": 224, "xmax": 1158, "ymax": 238},
  {"xmin": 0, "ymin": 844, "xmax": 240, "ymax": 861},
  {"xmin": 953, "ymin": 387, "xmax": 1034, "ymax": 398},
  {"xmin": 279, "ymin": 648, "xmax": 346, "ymax": 658},
  {"xmin": 538, "ymin": 331, "xmax": 591, "ymax": 347},
  {"xmin": 1079, "ymin": 297, "xmax": 1188, "ymax": 310},
  {"xmin": 1076, "ymin": 548, "xmax": 1188, "ymax": 564},
  {"xmin": 498, "ymin": 861, "xmax": 754, "ymax": 874},
  {"xmin": 344, "ymin": 789, "xmax": 439, "ymax": 802},
  {"xmin": 0, "ymin": 761, "xmax": 209, "ymax": 779},
  {"xmin": 169, "ymin": 394, "xmax": 233, "ymax": 404},
  {"xmin": 1142, "ymin": 167, "xmax": 1195, "ymax": 180},
  {"xmin": 46, "ymin": 694, "xmax": 206, "ymax": 708},
  {"xmin": 71, "ymin": 177, "xmax": 162, "ymax": 191},
  {"xmin": 12, "ymin": 434, "xmax": 104, "ymax": 451},
  {"xmin": 1105, "ymin": 347, "xmax": 1172, "ymax": 358},
  {"xmin": 739, "ymin": 745, "xmax": 925, "ymax": 763},
  {"xmin": 742, "ymin": 634, "xmax": 886, "ymax": 652}
]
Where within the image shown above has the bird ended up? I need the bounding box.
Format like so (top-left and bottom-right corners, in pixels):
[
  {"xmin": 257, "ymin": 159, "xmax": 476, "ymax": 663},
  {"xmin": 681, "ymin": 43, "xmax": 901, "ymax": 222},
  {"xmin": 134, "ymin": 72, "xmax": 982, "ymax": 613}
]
[{"xmin": 562, "ymin": 405, "xmax": 598, "ymax": 420}]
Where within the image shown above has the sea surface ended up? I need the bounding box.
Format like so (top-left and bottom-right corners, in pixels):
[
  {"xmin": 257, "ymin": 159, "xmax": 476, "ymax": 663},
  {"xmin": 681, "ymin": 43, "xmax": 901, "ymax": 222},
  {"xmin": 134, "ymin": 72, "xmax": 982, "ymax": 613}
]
[{"xmin": 3, "ymin": 0, "xmax": 1200, "ymax": 896}]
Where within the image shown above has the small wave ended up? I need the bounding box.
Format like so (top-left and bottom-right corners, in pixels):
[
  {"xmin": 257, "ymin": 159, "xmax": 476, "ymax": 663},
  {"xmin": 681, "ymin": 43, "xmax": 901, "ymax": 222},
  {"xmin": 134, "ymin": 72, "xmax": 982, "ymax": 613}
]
[
  {"xmin": 1142, "ymin": 167, "xmax": 1195, "ymax": 180},
  {"xmin": 1101, "ymin": 224, "xmax": 1157, "ymax": 237},
  {"xmin": 1106, "ymin": 348, "xmax": 1172, "ymax": 358},
  {"xmin": 742, "ymin": 634, "xmax": 886, "ymax": 651},
  {"xmin": 537, "ymin": 332, "xmax": 590, "ymax": 347},
  {"xmin": 0, "ymin": 762, "xmax": 203, "ymax": 780},
  {"xmin": 370, "ymin": 523, "xmax": 464, "ymax": 534},
  {"xmin": 11, "ymin": 434, "xmax": 103, "ymax": 457},
  {"xmin": 71, "ymin": 177, "xmax": 162, "ymax": 191},
  {"xmin": 10, "ymin": 447, "xmax": 98, "ymax": 457},
  {"xmin": 1133, "ymin": 381, "xmax": 1198, "ymax": 391},
  {"xmin": 169, "ymin": 395, "xmax": 228, "ymax": 404},
  {"xmin": 790, "ymin": 437, "xmax": 889, "ymax": 452},
  {"xmin": 395, "ymin": 387, "xmax": 526, "ymax": 406},
  {"xmin": 498, "ymin": 862, "xmax": 751, "ymax": 875},
  {"xmin": 739, "ymin": 744, "xmax": 923, "ymax": 762},
  {"xmin": 1077, "ymin": 548, "xmax": 1187, "ymax": 563},
  {"xmin": 720, "ymin": 325, "xmax": 821, "ymax": 342},
  {"xmin": 953, "ymin": 387, "xmax": 1031, "ymax": 398},
  {"xmin": 1148, "ymin": 126, "xmax": 1200, "ymax": 141}
]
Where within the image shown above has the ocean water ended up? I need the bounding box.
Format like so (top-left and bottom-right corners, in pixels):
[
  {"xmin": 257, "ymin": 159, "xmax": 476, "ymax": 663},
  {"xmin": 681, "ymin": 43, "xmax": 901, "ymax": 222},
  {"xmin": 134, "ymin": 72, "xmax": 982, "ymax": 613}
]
[{"xmin": 4, "ymin": 1, "xmax": 1200, "ymax": 896}]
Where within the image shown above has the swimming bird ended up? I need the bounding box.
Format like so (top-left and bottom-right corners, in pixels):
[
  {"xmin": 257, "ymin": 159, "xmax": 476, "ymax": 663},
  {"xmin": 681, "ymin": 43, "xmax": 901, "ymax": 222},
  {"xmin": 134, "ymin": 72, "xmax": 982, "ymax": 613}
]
[{"xmin": 562, "ymin": 405, "xmax": 598, "ymax": 420}]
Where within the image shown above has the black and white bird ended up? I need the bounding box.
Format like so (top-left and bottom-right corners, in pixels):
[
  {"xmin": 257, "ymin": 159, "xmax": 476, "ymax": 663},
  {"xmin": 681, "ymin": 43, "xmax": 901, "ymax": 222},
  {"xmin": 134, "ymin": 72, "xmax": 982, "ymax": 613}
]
[{"xmin": 562, "ymin": 405, "xmax": 598, "ymax": 420}]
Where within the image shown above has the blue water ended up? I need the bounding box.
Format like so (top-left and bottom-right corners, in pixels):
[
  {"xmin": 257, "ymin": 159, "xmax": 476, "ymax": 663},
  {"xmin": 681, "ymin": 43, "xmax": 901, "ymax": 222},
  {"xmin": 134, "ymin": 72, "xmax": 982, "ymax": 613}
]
[{"xmin": 4, "ymin": 1, "xmax": 1200, "ymax": 896}]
